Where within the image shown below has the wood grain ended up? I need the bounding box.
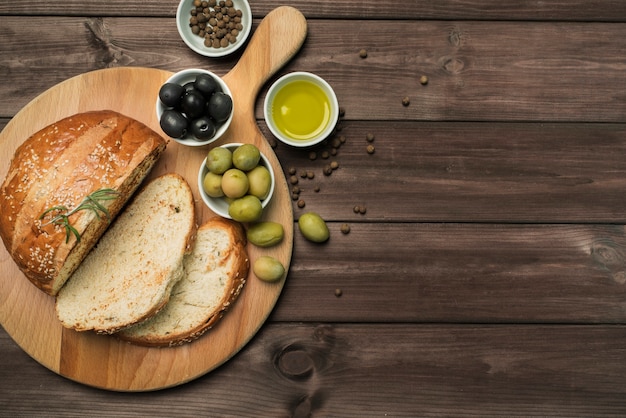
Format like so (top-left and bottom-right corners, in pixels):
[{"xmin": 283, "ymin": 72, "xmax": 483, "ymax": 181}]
[
  {"xmin": 2, "ymin": 323, "xmax": 625, "ymax": 416},
  {"xmin": 2, "ymin": 0, "xmax": 626, "ymax": 414},
  {"xmin": 272, "ymin": 223, "xmax": 626, "ymax": 323},
  {"xmin": 0, "ymin": 6, "xmax": 306, "ymax": 391},
  {"xmin": 2, "ymin": 0, "xmax": 626, "ymax": 21},
  {"xmin": 2, "ymin": 19, "xmax": 626, "ymax": 122}
]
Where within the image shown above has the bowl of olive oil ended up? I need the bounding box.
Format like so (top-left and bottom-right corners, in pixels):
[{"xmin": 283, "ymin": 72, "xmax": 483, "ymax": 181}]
[{"xmin": 263, "ymin": 72, "xmax": 339, "ymax": 147}]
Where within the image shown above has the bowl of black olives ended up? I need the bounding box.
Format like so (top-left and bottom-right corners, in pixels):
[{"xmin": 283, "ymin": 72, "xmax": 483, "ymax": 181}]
[
  {"xmin": 156, "ymin": 69, "xmax": 234, "ymax": 146},
  {"xmin": 176, "ymin": 0, "xmax": 252, "ymax": 58},
  {"xmin": 198, "ymin": 142, "xmax": 275, "ymax": 222}
]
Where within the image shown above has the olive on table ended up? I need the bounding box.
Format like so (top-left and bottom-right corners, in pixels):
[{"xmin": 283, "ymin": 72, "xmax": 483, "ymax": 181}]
[
  {"xmin": 247, "ymin": 222, "xmax": 284, "ymax": 247},
  {"xmin": 253, "ymin": 256, "xmax": 285, "ymax": 282},
  {"xmin": 298, "ymin": 212, "xmax": 330, "ymax": 243}
]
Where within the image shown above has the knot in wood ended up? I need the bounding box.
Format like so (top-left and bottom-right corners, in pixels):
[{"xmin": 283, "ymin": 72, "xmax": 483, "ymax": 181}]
[
  {"xmin": 442, "ymin": 57, "xmax": 465, "ymax": 75},
  {"xmin": 591, "ymin": 239, "xmax": 625, "ymax": 283},
  {"xmin": 277, "ymin": 347, "xmax": 314, "ymax": 379}
]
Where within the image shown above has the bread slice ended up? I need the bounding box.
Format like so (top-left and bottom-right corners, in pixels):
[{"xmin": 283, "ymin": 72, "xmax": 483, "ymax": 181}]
[
  {"xmin": 117, "ymin": 217, "xmax": 249, "ymax": 346},
  {"xmin": 55, "ymin": 173, "xmax": 196, "ymax": 333},
  {"xmin": 0, "ymin": 110, "xmax": 167, "ymax": 295}
]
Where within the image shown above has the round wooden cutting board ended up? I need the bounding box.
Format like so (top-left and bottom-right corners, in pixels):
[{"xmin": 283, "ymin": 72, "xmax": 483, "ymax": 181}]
[{"xmin": 0, "ymin": 7, "xmax": 306, "ymax": 391}]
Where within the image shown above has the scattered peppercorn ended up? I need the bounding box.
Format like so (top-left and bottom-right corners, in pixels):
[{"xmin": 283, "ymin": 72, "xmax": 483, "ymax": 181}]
[
  {"xmin": 323, "ymin": 165, "xmax": 333, "ymax": 176},
  {"xmin": 330, "ymin": 161, "xmax": 339, "ymax": 170},
  {"xmin": 288, "ymin": 167, "xmax": 296, "ymax": 175},
  {"xmin": 402, "ymin": 96, "xmax": 410, "ymax": 106},
  {"xmin": 367, "ymin": 144, "xmax": 375, "ymax": 154},
  {"xmin": 359, "ymin": 49, "xmax": 368, "ymax": 58},
  {"xmin": 297, "ymin": 199, "xmax": 306, "ymax": 208},
  {"xmin": 306, "ymin": 171, "xmax": 315, "ymax": 179},
  {"xmin": 353, "ymin": 205, "xmax": 367, "ymax": 215},
  {"xmin": 340, "ymin": 223, "xmax": 351, "ymax": 234},
  {"xmin": 321, "ymin": 151, "xmax": 330, "ymax": 159},
  {"xmin": 308, "ymin": 151, "xmax": 317, "ymax": 160},
  {"xmin": 366, "ymin": 132, "xmax": 375, "ymax": 142},
  {"xmin": 290, "ymin": 175, "xmax": 299, "ymax": 185},
  {"xmin": 314, "ymin": 186, "xmax": 320, "ymax": 192},
  {"xmin": 335, "ymin": 288, "xmax": 343, "ymax": 297},
  {"xmin": 420, "ymin": 75, "xmax": 429, "ymax": 85},
  {"xmin": 299, "ymin": 170, "xmax": 307, "ymax": 178},
  {"xmin": 339, "ymin": 107, "xmax": 346, "ymax": 117}
]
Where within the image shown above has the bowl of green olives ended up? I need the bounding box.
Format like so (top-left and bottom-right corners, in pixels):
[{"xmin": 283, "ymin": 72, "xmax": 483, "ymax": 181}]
[
  {"xmin": 176, "ymin": 0, "xmax": 252, "ymax": 58},
  {"xmin": 156, "ymin": 69, "xmax": 234, "ymax": 146},
  {"xmin": 198, "ymin": 142, "xmax": 275, "ymax": 222}
]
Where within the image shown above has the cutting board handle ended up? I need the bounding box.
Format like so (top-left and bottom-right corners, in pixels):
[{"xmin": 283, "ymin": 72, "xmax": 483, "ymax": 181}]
[{"xmin": 223, "ymin": 6, "xmax": 308, "ymax": 113}]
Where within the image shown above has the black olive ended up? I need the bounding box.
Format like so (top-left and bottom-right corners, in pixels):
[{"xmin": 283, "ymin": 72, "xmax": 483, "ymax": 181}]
[
  {"xmin": 182, "ymin": 81, "xmax": 196, "ymax": 95},
  {"xmin": 181, "ymin": 91, "xmax": 207, "ymax": 119},
  {"xmin": 208, "ymin": 92, "xmax": 233, "ymax": 123},
  {"xmin": 190, "ymin": 116, "xmax": 217, "ymax": 140},
  {"xmin": 158, "ymin": 83, "xmax": 185, "ymax": 108},
  {"xmin": 194, "ymin": 74, "xmax": 221, "ymax": 98},
  {"xmin": 160, "ymin": 109, "xmax": 188, "ymax": 138}
]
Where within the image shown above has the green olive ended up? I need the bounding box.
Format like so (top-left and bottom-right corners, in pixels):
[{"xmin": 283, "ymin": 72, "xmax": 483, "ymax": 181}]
[
  {"xmin": 202, "ymin": 171, "xmax": 224, "ymax": 197},
  {"xmin": 232, "ymin": 144, "xmax": 261, "ymax": 171},
  {"xmin": 247, "ymin": 222, "xmax": 284, "ymax": 247},
  {"xmin": 247, "ymin": 165, "xmax": 272, "ymax": 200},
  {"xmin": 206, "ymin": 146, "xmax": 233, "ymax": 174},
  {"xmin": 221, "ymin": 168, "xmax": 249, "ymax": 199},
  {"xmin": 298, "ymin": 212, "xmax": 330, "ymax": 243},
  {"xmin": 228, "ymin": 195, "xmax": 263, "ymax": 223},
  {"xmin": 253, "ymin": 256, "xmax": 285, "ymax": 282}
]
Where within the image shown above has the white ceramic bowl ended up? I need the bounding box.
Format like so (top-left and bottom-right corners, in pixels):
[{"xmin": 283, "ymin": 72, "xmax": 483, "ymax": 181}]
[
  {"xmin": 198, "ymin": 142, "xmax": 275, "ymax": 219},
  {"xmin": 263, "ymin": 72, "xmax": 339, "ymax": 148},
  {"xmin": 176, "ymin": 0, "xmax": 252, "ymax": 58},
  {"xmin": 155, "ymin": 68, "xmax": 233, "ymax": 147}
]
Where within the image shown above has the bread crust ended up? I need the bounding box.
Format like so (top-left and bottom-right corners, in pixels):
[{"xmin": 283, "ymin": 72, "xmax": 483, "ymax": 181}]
[
  {"xmin": 55, "ymin": 173, "xmax": 197, "ymax": 334},
  {"xmin": 0, "ymin": 110, "xmax": 167, "ymax": 295},
  {"xmin": 117, "ymin": 217, "xmax": 249, "ymax": 347}
]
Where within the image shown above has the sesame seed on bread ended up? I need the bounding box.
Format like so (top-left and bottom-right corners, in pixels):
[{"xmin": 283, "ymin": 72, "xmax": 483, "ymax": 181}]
[{"xmin": 0, "ymin": 110, "xmax": 167, "ymax": 296}]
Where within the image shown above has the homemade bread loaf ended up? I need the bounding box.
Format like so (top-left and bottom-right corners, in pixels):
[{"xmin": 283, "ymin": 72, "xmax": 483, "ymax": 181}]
[
  {"xmin": 55, "ymin": 173, "xmax": 196, "ymax": 333},
  {"xmin": 0, "ymin": 110, "xmax": 167, "ymax": 295},
  {"xmin": 117, "ymin": 217, "xmax": 249, "ymax": 346}
]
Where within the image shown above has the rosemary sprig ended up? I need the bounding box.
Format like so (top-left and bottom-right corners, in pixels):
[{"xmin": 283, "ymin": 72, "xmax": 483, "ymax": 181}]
[{"xmin": 39, "ymin": 188, "xmax": 120, "ymax": 243}]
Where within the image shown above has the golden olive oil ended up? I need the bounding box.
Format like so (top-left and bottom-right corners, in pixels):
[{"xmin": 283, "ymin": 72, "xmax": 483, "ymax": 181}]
[{"xmin": 271, "ymin": 80, "xmax": 331, "ymax": 141}]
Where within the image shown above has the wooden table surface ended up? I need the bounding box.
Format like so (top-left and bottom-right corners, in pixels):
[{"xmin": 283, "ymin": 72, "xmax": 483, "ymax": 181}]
[{"xmin": 2, "ymin": 1, "xmax": 626, "ymax": 416}]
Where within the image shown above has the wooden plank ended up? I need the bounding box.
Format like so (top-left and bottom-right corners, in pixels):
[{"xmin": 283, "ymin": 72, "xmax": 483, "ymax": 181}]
[
  {"xmin": 3, "ymin": 118, "xmax": 625, "ymax": 223},
  {"xmin": 2, "ymin": 18, "xmax": 626, "ymax": 122},
  {"xmin": 270, "ymin": 121, "xmax": 626, "ymax": 223},
  {"xmin": 270, "ymin": 223, "xmax": 626, "ymax": 323},
  {"xmin": 2, "ymin": 0, "xmax": 626, "ymax": 21},
  {"xmin": 2, "ymin": 323, "xmax": 625, "ymax": 416}
]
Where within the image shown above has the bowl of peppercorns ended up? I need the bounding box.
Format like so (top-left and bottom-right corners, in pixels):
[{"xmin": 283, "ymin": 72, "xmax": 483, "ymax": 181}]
[{"xmin": 176, "ymin": 0, "xmax": 252, "ymax": 58}]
